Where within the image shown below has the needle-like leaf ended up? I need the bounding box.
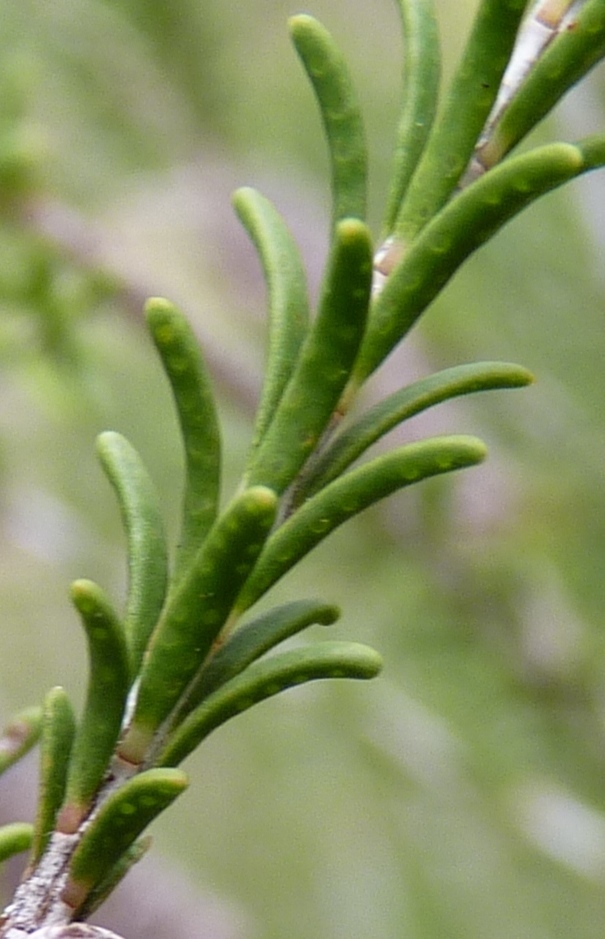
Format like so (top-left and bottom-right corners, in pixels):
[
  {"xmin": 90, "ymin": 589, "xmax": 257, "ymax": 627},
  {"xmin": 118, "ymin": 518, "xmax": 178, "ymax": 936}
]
[
  {"xmin": 158, "ymin": 642, "xmax": 382, "ymax": 766},
  {"xmin": 246, "ymin": 217, "xmax": 372, "ymax": 493},
  {"xmin": 0, "ymin": 706, "xmax": 42, "ymax": 777},
  {"xmin": 232, "ymin": 187, "xmax": 309, "ymax": 458},
  {"xmin": 0, "ymin": 823, "xmax": 34, "ymax": 864},
  {"xmin": 172, "ymin": 598, "xmax": 340, "ymax": 720},
  {"xmin": 393, "ymin": 0, "xmax": 527, "ymax": 244},
  {"xmin": 303, "ymin": 362, "xmax": 532, "ymax": 497},
  {"xmin": 96, "ymin": 431, "xmax": 168, "ymax": 676},
  {"xmin": 237, "ymin": 435, "xmax": 487, "ymax": 615},
  {"xmin": 32, "ymin": 687, "xmax": 76, "ymax": 862},
  {"xmin": 478, "ymin": 0, "xmax": 605, "ymax": 172},
  {"xmin": 383, "ymin": 0, "xmax": 441, "ymax": 233},
  {"xmin": 120, "ymin": 486, "xmax": 278, "ymax": 765},
  {"xmin": 64, "ymin": 769, "xmax": 188, "ymax": 916},
  {"xmin": 352, "ymin": 141, "xmax": 593, "ymax": 387},
  {"xmin": 76, "ymin": 837, "xmax": 152, "ymax": 921},
  {"xmin": 290, "ymin": 14, "xmax": 367, "ymax": 227},
  {"xmin": 146, "ymin": 298, "xmax": 221, "ymax": 587},
  {"xmin": 58, "ymin": 581, "xmax": 130, "ymax": 833}
]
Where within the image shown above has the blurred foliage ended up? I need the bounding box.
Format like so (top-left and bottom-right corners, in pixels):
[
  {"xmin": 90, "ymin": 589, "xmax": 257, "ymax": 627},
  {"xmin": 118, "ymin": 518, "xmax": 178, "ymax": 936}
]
[{"xmin": 1, "ymin": 2, "xmax": 605, "ymax": 938}]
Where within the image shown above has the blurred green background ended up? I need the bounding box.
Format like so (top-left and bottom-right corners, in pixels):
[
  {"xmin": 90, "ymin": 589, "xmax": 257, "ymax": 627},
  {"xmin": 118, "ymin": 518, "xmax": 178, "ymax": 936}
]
[{"xmin": 1, "ymin": 2, "xmax": 605, "ymax": 937}]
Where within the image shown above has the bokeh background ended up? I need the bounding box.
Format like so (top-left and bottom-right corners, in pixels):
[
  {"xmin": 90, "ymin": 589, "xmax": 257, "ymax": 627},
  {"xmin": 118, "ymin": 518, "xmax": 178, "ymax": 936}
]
[{"xmin": 1, "ymin": 2, "xmax": 605, "ymax": 938}]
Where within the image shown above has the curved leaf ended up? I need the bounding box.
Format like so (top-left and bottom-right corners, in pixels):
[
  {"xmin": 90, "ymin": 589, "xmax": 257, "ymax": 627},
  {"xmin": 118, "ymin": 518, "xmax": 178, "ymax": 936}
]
[
  {"xmin": 146, "ymin": 297, "xmax": 221, "ymax": 586},
  {"xmin": 383, "ymin": 0, "xmax": 441, "ymax": 233},
  {"xmin": 96, "ymin": 431, "xmax": 168, "ymax": 676},
  {"xmin": 290, "ymin": 14, "xmax": 367, "ymax": 226},
  {"xmin": 232, "ymin": 187, "xmax": 309, "ymax": 457},
  {"xmin": 352, "ymin": 141, "xmax": 587, "ymax": 387},
  {"xmin": 32, "ymin": 687, "xmax": 76, "ymax": 862},
  {"xmin": 77, "ymin": 837, "xmax": 152, "ymax": 920},
  {"xmin": 394, "ymin": 0, "xmax": 527, "ymax": 243},
  {"xmin": 158, "ymin": 642, "xmax": 382, "ymax": 766},
  {"xmin": 463, "ymin": 0, "xmax": 577, "ymax": 183},
  {"xmin": 58, "ymin": 580, "xmax": 130, "ymax": 833},
  {"xmin": 172, "ymin": 598, "xmax": 340, "ymax": 720},
  {"xmin": 120, "ymin": 486, "xmax": 278, "ymax": 765},
  {"xmin": 236, "ymin": 435, "xmax": 487, "ymax": 614},
  {"xmin": 304, "ymin": 361, "xmax": 532, "ymax": 496},
  {"xmin": 0, "ymin": 706, "xmax": 42, "ymax": 777},
  {"xmin": 576, "ymin": 134, "xmax": 605, "ymax": 170},
  {"xmin": 479, "ymin": 0, "xmax": 605, "ymax": 172},
  {"xmin": 64, "ymin": 769, "xmax": 187, "ymax": 916},
  {"xmin": 0, "ymin": 823, "xmax": 34, "ymax": 864},
  {"xmin": 246, "ymin": 217, "xmax": 372, "ymax": 493}
]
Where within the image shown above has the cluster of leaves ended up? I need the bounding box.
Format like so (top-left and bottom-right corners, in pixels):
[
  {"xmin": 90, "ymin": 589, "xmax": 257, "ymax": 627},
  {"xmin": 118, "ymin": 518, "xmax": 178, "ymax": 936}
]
[{"xmin": 1, "ymin": 0, "xmax": 605, "ymax": 934}]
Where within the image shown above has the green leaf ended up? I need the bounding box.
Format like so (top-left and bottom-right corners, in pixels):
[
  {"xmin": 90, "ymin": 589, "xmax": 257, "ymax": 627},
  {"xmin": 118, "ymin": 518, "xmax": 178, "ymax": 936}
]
[
  {"xmin": 120, "ymin": 486, "xmax": 278, "ymax": 765},
  {"xmin": 64, "ymin": 768, "xmax": 188, "ymax": 916},
  {"xmin": 172, "ymin": 599, "xmax": 340, "ymax": 720},
  {"xmin": 289, "ymin": 14, "xmax": 367, "ymax": 227},
  {"xmin": 232, "ymin": 187, "xmax": 310, "ymax": 458},
  {"xmin": 383, "ymin": 0, "xmax": 440, "ymax": 233},
  {"xmin": 352, "ymin": 141, "xmax": 587, "ymax": 386},
  {"xmin": 58, "ymin": 580, "xmax": 130, "ymax": 832},
  {"xmin": 480, "ymin": 0, "xmax": 605, "ymax": 171},
  {"xmin": 146, "ymin": 297, "xmax": 221, "ymax": 586},
  {"xmin": 394, "ymin": 0, "xmax": 527, "ymax": 243},
  {"xmin": 576, "ymin": 134, "xmax": 605, "ymax": 170},
  {"xmin": 32, "ymin": 687, "xmax": 76, "ymax": 862},
  {"xmin": 0, "ymin": 823, "xmax": 34, "ymax": 864},
  {"xmin": 0, "ymin": 706, "xmax": 42, "ymax": 777},
  {"xmin": 158, "ymin": 642, "xmax": 383, "ymax": 766},
  {"xmin": 76, "ymin": 837, "xmax": 152, "ymax": 920},
  {"xmin": 236, "ymin": 435, "xmax": 487, "ymax": 614},
  {"xmin": 303, "ymin": 361, "xmax": 532, "ymax": 496},
  {"xmin": 246, "ymin": 217, "xmax": 372, "ymax": 493},
  {"xmin": 96, "ymin": 431, "xmax": 168, "ymax": 676}
]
